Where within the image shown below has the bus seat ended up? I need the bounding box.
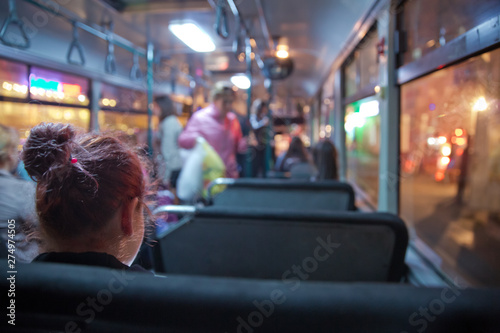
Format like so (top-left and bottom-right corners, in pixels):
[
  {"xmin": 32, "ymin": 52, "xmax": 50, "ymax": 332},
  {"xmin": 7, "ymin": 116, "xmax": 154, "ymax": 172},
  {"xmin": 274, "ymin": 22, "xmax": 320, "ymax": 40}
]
[
  {"xmin": 208, "ymin": 178, "xmax": 356, "ymax": 211},
  {"xmin": 154, "ymin": 209, "xmax": 408, "ymax": 282},
  {"xmin": 2, "ymin": 262, "xmax": 499, "ymax": 333}
]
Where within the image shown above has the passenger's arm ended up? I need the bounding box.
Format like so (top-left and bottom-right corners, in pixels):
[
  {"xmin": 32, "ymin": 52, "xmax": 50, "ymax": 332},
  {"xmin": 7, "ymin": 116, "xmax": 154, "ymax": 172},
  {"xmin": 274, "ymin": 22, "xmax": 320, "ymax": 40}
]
[
  {"xmin": 233, "ymin": 119, "xmax": 246, "ymax": 153},
  {"xmin": 178, "ymin": 115, "xmax": 201, "ymax": 149},
  {"xmin": 250, "ymin": 114, "xmax": 269, "ymax": 130}
]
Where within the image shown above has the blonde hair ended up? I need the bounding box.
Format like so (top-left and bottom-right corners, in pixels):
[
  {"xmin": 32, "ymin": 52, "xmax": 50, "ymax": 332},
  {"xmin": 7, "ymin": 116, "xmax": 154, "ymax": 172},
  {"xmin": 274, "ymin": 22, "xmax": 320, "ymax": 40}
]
[
  {"xmin": 210, "ymin": 81, "xmax": 234, "ymax": 101},
  {"xmin": 0, "ymin": 124, "xmax": 18, "ymax": 165}
]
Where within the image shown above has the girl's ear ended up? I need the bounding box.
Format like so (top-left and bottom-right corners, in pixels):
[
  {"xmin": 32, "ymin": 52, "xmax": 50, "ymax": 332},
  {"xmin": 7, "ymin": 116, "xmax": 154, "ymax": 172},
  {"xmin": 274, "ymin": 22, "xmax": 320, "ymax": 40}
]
[{"xmin": 121, "ymin": 197, "xmax": 139, "ymax": 236}]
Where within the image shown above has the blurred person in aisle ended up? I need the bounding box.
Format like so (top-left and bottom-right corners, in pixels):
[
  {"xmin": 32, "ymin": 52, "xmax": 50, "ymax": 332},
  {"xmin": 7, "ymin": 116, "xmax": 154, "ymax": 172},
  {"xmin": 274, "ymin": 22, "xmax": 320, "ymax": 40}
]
[
  {"xmin": 0, "ymin": 124, "xmax": 39, "ymax": 262},
  {"xmin": 156, "ymin": 95, "xmax": 183, "ymax": 190},
  {"xmin": 275, "ymin": 136, "xmax": 317, "ymax": 179},
  {"xmin": 250, "ymin": 99, "xmax": 271, "ymax": 177},
  {"xmin": 178, "ymin": 82, "xmax": 245, "ymax": 178},
  {"xmin": 234, "ymin": 109, "xmax": 251, "ymax": 177},
  {"xmin": 312, "ymin": 139, "xmax": 339, "ymax": 180}
]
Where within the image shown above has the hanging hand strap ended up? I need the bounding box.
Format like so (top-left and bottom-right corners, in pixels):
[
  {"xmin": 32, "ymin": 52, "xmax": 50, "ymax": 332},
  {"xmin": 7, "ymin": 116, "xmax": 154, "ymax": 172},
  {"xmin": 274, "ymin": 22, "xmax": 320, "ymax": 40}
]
[
  {"xmin": 66, "ymin": 22, "xmax": 85, "ymax": 66},
  {"xmin": 0, "ymin": 0, "xmax": 30, "ymax": 49}
]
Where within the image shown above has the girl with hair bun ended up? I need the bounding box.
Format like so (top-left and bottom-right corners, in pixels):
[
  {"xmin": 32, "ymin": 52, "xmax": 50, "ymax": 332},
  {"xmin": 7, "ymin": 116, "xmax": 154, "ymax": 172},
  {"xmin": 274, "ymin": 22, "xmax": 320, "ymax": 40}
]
[{"xmin": 22, "ymin": 122, "xmax": 150, "ymax": 271}]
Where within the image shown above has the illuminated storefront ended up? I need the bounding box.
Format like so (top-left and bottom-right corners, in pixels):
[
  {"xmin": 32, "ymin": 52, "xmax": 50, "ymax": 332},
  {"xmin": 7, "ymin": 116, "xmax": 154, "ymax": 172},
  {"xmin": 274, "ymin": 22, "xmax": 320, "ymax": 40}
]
[
  {"xmin": 0, "ymin": 59, "xmax": 90, "ymax": 143},
  {"xmin": 98, "ymin": 83, "xmax": 158, "ymax": 148}
]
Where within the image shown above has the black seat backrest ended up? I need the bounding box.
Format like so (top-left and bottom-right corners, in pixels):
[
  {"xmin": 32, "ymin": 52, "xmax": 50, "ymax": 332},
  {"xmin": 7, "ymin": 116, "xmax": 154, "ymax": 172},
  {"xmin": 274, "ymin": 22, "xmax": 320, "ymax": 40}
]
[
  {"xmin": 3, "ymin": 262, "xmax": 500, "ymax": 333},
  {"xmin": 155, "ymin": 209, "xmax": 408, "ymax": 282},
  {"xmin": 210, "ymin": 178, "xmax": 356, "ymax": 211}
]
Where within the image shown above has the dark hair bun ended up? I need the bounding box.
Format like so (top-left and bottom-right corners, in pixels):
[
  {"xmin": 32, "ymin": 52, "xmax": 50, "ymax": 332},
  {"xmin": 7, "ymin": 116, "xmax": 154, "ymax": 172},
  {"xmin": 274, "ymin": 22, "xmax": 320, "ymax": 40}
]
[{"xmin": 22, "ymin": 123, "xmax": 75, "ymax": 180}]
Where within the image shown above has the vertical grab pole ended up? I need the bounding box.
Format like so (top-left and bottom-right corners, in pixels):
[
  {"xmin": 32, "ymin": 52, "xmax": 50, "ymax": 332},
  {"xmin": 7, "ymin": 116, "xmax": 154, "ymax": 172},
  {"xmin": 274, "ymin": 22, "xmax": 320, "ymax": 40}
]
[
  {"xmin": 245, "ymin": 36, "xmax": 253, "ymax": 178},
  {"xmin": 264, "ymin": 80, "xmax": 273, "ymax": 177},
  {"xmin": 147, "ymin": 42, "xmax": 154, "ymax": 157}
]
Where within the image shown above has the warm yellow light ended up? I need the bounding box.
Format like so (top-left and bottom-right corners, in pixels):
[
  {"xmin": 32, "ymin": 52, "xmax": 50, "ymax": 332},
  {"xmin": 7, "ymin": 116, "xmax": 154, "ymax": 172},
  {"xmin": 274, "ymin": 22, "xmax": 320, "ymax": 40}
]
[
  {"xmin": 374, "ymin": 85, "xmax": 381, "ymax": 93},
  {"xmin": 79, "ymin": 110, "xmax": 89, "ymax": 120},
  {"xmin": 57, "ymin": 92, "xmax": 65, "ymax": 99},
  {"xmin": 473, "ymin": 97, "xmax": 487, "ymax": 112},
  {"xmin": 437, "ymin": 136, "xmax": 447, "ymax": 144},
  {"xmin": 78, "ymin": 95, "xmax": 86, "ymax": 103},
  {"xmin": 276, "ymin": 49, "xmax": 289, "ymax": 59},
  {"xmin": 63, "ymin": 110, "xmax": 73, "ymax": 120},
  {"xmin": 440, "ymin": 156, "xmax": 450, "ymax": 166},
  {"xmin": 441, "ymin": 145, "xmax": 451, "ymax": 157},
  {"xmin": 109, "ymin": 99, "xmax": 117, "ymax": 107},
  {"xmin": 456, "ymin": 138, "xmax": 466, "ymax": 146},
  {"xmin": 102, "ymin": 98, "xmax": 110, "ymax": 106},
  {"xmin": 325, "ymin": 125, "xmax": 332, "ymax": 132},
  {"xmin": 3, "ymin": 82, "xmax": 12, "ymax": 91},
  {"xmin": 303, "ymin": 105, "xmax": 310, "ymax": 113},
  {"xmin": 13, "ymin": 84, "xmax": 21, "ymax": 92},
  {"xmin": 455, "ymin": 128, "xmax": 463, "ymax": 136}
]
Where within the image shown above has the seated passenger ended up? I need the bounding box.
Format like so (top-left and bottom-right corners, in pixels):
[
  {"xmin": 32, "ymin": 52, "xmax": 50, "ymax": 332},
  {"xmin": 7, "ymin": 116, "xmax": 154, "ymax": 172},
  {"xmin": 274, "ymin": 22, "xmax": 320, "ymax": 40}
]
[
  {"xmin": 22, "ymin": 123, "xmax": 150, "ymax": 272},
  {"xmin": 0, "ymin": 124, "xmax": 39, "ymax": 262},
  {"xmin": 275, "ymin": 136, "xmax": 316, "ymax": 178},
  {"xmin": 313, "ymin": 139, "xmax": 339, "ymax": 180}
]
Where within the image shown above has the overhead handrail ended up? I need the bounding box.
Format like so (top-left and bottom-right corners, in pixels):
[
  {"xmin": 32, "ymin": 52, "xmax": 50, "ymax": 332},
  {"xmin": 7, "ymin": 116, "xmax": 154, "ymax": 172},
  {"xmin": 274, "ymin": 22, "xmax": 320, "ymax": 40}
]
[
  {"xmin": 214, "ymin": 0, "xmax": 229, "ymax": 39},
  {"xmin": 0, "ymin": 0, "xmax": 30, "ymax": 49},
  {"xmin": 130, "ymin": 51, "xmax": 143, "ymax": 81},
  {"xmin": 66, "ymin": 22, "xmax": 85, "ymax": 66},
  {"xmin": 21, "ymin": 0, "xmax": 146, "ymax": 58}
]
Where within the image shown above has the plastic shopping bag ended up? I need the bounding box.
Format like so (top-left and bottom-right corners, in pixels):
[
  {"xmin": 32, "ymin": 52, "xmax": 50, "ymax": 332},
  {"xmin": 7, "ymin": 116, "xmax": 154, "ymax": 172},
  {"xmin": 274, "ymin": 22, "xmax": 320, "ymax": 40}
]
[
  {"xmin": 176, "ymin": 138, "xmax": 205, "ymax": 202},
  {"xmin": 200, "ymin": 138, "xmax": 226, "ymax": 197}
]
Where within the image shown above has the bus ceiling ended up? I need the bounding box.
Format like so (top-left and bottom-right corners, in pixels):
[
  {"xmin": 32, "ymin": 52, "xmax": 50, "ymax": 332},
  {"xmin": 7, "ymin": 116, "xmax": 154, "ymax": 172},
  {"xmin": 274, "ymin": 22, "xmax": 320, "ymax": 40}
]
[{"xmin": 88, "ymin": 0, "xmax": 377, "ymax": 98}]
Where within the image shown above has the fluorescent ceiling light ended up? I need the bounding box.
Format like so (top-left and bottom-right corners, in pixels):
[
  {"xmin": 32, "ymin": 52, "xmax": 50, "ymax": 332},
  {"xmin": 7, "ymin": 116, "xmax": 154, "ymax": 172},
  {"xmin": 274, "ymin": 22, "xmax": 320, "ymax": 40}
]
[
  {"xmin": 230, "ymin": 75, "xmax": 251, "ymax": 89},
  {"xmin": 168, "ymin": 22, "xmax": 215, "ymax": 53}
]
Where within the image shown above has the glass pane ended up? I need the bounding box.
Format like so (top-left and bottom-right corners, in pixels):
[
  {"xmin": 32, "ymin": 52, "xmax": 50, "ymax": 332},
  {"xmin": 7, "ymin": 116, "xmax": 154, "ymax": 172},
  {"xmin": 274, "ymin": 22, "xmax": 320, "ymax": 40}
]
[
  {"xmin": 101, "ymin": 84, "xmax": 147, "ymax": 112},
  {"xmin": 344, "ymin": 56, "xmax": 358, "ymax": 98},
  {"xmin": 358, "ymin": 32, "xmax": 379, "ymax": 88},
  {"xmin": 401, "ymin": 0, "xmax": 500, "ymax": 65},
  {"xmin": 345, "ymin": 96, "xmax": 380, "ymax": 206},
  {"xmin": 0, "ymin": 101, "xmax": 90, "ymax": 142},
  {"xmin": 98, "ymin": 111, "xmax": 158, "ymax": 147},
  {"xmin": 400, "ymin": 47, "xmax": 500, "ymax": 286},
  {"xmin": 30, "ymin": 67, "xmax": 89, "ymax": 106},
  {"xmin": 0, "ymin": 59, "xmax": 28, "ymax": 99}
]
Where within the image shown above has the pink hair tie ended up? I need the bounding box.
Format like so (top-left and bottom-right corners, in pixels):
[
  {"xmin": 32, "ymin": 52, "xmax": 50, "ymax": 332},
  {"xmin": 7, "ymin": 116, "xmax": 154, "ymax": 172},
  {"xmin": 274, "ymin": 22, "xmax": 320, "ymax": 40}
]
[{"xmin": 71, "ymin": 158, "xmax": 78, "ymax": 164}]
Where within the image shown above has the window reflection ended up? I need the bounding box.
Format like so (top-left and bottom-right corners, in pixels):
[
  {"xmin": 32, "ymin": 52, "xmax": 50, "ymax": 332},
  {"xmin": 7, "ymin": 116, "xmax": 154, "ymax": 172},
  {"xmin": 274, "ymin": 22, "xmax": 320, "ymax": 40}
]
[
  {"xmin": 400, "ymin": 47, "xmax": 500, "ymax": 286},
  {"xmin": 400, "ymin": 0, "xmax": 500, "ymax": 65}
]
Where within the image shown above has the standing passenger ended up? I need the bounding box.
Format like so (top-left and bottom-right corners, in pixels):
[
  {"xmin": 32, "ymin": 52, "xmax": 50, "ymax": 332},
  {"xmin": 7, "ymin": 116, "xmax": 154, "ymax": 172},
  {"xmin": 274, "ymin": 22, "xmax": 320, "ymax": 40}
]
[
  {"xmin": 156, "ymin": 95, "xmax": 183, "ymax": 189},
  {"xmin": 250, "ymin": 99, "xmax": 270, "ymax": 177},
  {"xmin": 22, "ymin": 122, "xmax": 150, "ymax": 272},
  {"xmin": 178, "ymin": 82, "xmax": 245, "ymax": 178}
]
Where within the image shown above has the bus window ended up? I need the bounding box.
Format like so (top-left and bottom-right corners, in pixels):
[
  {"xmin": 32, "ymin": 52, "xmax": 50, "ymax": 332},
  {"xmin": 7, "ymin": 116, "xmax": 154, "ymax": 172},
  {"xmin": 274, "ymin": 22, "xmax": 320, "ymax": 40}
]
[{"xmin": 400, "ymin": 47, "xmax": 500, "ymax": 286}]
